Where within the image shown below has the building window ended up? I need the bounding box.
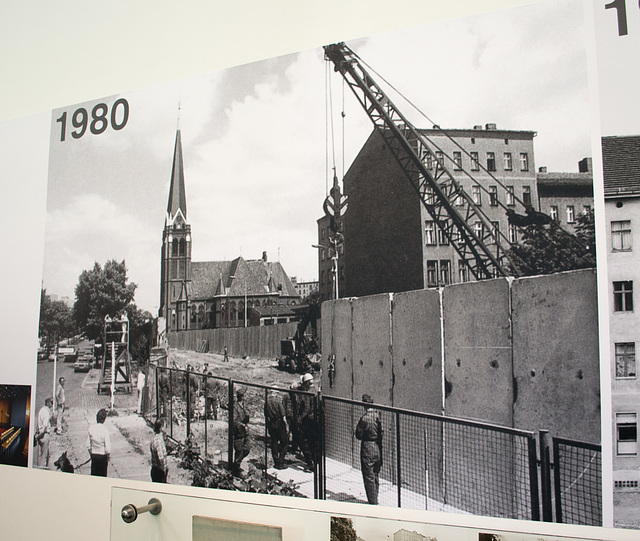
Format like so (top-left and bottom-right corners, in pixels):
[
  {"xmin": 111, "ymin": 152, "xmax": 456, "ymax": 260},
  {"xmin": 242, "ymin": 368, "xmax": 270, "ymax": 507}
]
[
  {"xmin": 472, "ymin": 186, "xmax": 481, "ymax": 205},
  {"xmin": 549, "ymin": 206, "xmax": 558, "ymax": 221},
  {"xmin": 509, "ymin": 223, "xmax": 518, "ymax": 244},
  {"xmin": 583, "ymin": 205, "xmax": 591, "ymax": 215},
  {"xmin": 489, "ymin": 186, "xmax": 498, "ymax": 206},
  {"xmin": 612, "ymin": 220, "xmax": 632, "ymax": 251},
  {"xmin": 426, "ymin": 153, "xmax": 433, "ymax": 170},
  {"xmin": 440, "ymin": 260, "xmax": 451, "ymax": 286},
  {"xmin": 473, "ymin": 221, "xmax": 483, "ymax": 238},
  {"xmin": 566, "ymin": 205, "xmax": 575, "ymax": 224},
  {"xmin": 453, "ymin": 151, "xmax": 462, "ymax": 170},
  {"xmin": 438, "ymin": 226, "xmax": 449, "ymax": 245},
  {"xmin": 487, "ymin": 152, "xmax": 496, "ymax": 172},
  {"xmin": 436, "ymin": 151, "xmax": 444, "ymax": 167},
  {"xmin": 424, "ymin": 186, "xmax": 437, "ymax": 205},
  {"xmin": 616, "ymin": 413, "xmax": 638, "ymax": 456},
  {"xmin": 503, "ymin": 152, "xmax": 512, "ymax": 171},
  {"xmin": 522, "ymin": 186, "xmax": 531, "ymax": 206},
  {"xmin": 520, "ymin": 152, "xmax": 529, "ymax": 171},
  {"xmin": 616, "ymin": 343, "xmax": 636, "ymax": 378},
  {"xmin": 613, "ymin": 281, "xmax": 633, "ymax": 312},
  {"xmin": 455, "ymin": 189, "xmax": 465, "ymax": 206},
  {"xmin": 426, "ymin": 260, "xmax": 438, "ymax": 288},
  {"xmin": 458, "ymin": 259, "xmax": 470, "ymax": 283},
  {"xmin": 425, "ymin": 221, "xmax": 437, "ymax": 245},
  {"xmin": 491, "ymin": 221, "xmax": 500, "ymax": 243},
  {"xmin": 506, "ymin": 186, "xmax": 515, "ymax": 206},
  {"xmin": 470, "ymin": 152, "xmax": 479, "ymax": 171}
]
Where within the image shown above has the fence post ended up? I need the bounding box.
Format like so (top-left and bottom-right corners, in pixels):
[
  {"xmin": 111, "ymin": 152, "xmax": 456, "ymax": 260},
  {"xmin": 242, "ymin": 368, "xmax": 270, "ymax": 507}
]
[
  {"xmin": 264, "ymin": 387, "xmax": 268, "ymax": 481},
  {"xmin": 552, "ymin": 437, "xmax": 563, "ymax": 523},
  {"xmin": 539, "ymin": 430, "xmax": 553, "ymax": 522},
  {"xmin": 396, "ymin": 410, "xmax": 402, "ymax": 508},
  {"xmin": 527, "ymin": 434, "xmax": 541, "ymax": 521},
  {"xmin": 228, "ymin": 380, "xmax": 235, "ymax": 467}
]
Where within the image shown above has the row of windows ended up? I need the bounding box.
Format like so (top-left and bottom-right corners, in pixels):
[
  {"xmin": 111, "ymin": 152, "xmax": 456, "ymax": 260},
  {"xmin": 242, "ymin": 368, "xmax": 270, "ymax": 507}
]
[
  {"xmin": 426, "ymin": 259, "xmax": 473, "ymax": 287},
  {"xmin": 425, "ymin": 220, "xmax": 519, "ymax": 246},
  {"xmin": 547, "ymin": 205, "xmax": 591, "ymax": 225},
  {"xmin": 427, "ymin": 151, "xmax": 529, "ymax": 173},
  {"xmin": 428, "ymin": 185, "xmax": 531, "ymax": 207}
]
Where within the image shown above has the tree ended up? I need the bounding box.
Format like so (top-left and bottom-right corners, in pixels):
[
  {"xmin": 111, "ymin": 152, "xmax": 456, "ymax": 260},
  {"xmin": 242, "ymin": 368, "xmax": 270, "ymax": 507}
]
[
  {"xmin": 39, "ymin": 289, "xmax": 75, "ymax": 351},
  {"xmin": 126, "ymin": 304, "xmax": 154, "ymax": 361},
  {"xmin": 330, "ymin": 517, "xmax": 357, "ymax": 541},
  {"xmin": 73, "ymin": 259, "xmax": 137, "ymax": 341},
  {"xmin": 507, "ymin": 210, "xmax": 596, "ymax": 277}
]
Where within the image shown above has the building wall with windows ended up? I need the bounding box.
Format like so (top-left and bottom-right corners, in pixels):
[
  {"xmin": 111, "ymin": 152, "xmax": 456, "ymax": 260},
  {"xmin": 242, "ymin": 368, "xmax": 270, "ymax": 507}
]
[
  {"xmin": 337, "ymin": 125, "xmax": 537, "ymax": 297},
  {"xmin": 537, "ymin": 157, "xmax": 593, "ymax": 234},
  {"xmin": 603, "ymin": 135, "xmax": 640, "ymax": 489}
]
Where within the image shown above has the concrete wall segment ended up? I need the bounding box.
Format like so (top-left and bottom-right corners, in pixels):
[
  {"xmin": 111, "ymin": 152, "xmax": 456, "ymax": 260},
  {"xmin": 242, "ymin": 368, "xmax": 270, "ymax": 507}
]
[
  {"xmin": 442, "ymin": 278, "xmax": 513, "ymax": 427},
  {"xmin": 392, "ymin": 288, "xmax": 443, "ymax": 413},
  {"xmin": 511, "ymin": 269, "xmax": 600, "ymax": 442}
]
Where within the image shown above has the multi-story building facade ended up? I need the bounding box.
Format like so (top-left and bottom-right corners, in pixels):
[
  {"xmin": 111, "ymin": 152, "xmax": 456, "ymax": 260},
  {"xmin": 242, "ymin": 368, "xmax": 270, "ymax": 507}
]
[
  {"xmin": 537, "ymin": 157, "xmax": 593, "ymax": 234},
  {"xmin": 336, "ymin": 124, "xmax": 538, "ymax": 298},
  {"xmin": 318, "ymin": 124, "xmax": 593, "ymax": 299},
  {"xmin": 160, "ymin": 130, "xmax": 301, "ymax": 332},
  {"xmin": 603, "ymin": 135, "xmax": 640, "ymax": 491},
  {"xmin": 290, "ymin": 277, "xmax": 319, "ymax": 300}
]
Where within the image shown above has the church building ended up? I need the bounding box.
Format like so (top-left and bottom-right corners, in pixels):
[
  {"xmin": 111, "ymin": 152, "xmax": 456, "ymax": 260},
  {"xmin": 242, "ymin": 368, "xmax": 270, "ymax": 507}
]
[{"xmin": 159, "ymin": 130, "xmax": 301, "ymax": 332}]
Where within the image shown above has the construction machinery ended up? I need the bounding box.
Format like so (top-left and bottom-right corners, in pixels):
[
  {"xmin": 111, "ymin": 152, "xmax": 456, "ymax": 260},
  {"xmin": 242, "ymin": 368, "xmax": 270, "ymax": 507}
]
[
  {"xmin": 323, "ymin": 42, "xmax": 591, "ymax": 280},
  {"xmin": 98, "ymin": 314, "xmax": 132, "ymax": 395},
  {"xmin": 277, "ymin": 298, "xmax": 321, "ymax": 373}
]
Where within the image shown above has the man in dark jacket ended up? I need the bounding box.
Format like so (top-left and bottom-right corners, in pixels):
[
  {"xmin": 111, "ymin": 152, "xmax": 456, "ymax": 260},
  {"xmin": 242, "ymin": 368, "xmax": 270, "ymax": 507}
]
[
  {"xmin": 355, "ymin": 394, "xmax": 383, "ymax": 504},
  {"xmin": 231, "ymin": 387, "xmax": 250, "ymax": 476}
]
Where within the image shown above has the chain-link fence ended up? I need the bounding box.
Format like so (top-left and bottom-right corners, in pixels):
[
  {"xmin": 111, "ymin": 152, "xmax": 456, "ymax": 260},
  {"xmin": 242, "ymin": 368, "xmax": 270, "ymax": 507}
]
[
  {"xmin": 323, "ymin": 396, "xmax": 538, "ymax": 520},
  {"xmin": 143, "ymin": 363, "xmax": 601, "ymax": 525},
  {"xmin": 553, "ymin": 437, "xmax": 602, "ymax": 526}
]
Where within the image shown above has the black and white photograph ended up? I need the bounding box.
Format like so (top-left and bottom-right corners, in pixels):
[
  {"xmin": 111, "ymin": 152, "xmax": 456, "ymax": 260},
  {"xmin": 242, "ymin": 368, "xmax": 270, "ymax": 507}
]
[
  {"xmin": 593, "ymin": 0, "xmax": 640, "ymax": 529},
  {"xmin": 32, "ymin": 0, "xmax": 602, "ymax": 528}
]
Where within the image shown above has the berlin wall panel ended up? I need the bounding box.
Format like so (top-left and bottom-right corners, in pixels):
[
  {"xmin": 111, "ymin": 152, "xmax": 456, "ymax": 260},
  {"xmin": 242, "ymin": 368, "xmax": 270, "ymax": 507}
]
[
  {"xmin": 321, "ymin": 299, "xmax": 354, "ymax": 400},
  {"xmin": 511, "ymin": 269, "xmax": 600, "ymax": 442},
  {"xmin": 443, "ymin": 278, "xmax": 513, "ymax": 427},
  {"xmin": 351, "ymin": 294, "xmax": 394, "ymax": 406},
  {"xmin": 392, "ymin": 288, "xmax": 443, "ymax": 414}
]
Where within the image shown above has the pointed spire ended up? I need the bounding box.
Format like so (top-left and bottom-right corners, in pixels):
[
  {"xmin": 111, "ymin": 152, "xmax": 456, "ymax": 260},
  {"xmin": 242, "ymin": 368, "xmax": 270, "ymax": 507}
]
[{"xmin": 167, "ymin": 130, "xmax": 187, "ymax": 220}]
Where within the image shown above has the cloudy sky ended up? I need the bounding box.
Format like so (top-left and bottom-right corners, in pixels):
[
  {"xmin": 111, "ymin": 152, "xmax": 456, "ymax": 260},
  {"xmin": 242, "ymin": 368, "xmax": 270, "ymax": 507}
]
[{"xmin": 42, "ymin": 0, "xmax": 591, "ymax": 314}]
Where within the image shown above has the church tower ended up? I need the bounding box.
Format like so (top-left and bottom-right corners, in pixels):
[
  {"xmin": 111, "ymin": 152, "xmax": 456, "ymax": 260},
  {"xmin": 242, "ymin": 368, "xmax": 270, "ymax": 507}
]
[{"xmin": 160, "ymin": 129, "xmax": 192, "ymax": 331}]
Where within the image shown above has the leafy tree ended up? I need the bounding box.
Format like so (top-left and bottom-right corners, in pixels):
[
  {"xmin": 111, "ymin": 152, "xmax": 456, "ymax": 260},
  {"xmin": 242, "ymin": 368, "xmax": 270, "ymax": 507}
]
[
  {"xmin": 38, "ymin": 289, "xmax": 75, "ymax": 351},
  {"xmin": 330, "ymin": 517, "xmax": 357, "ymax": 541},
  {"xmin": 73, "ymin": 259, "xmax": 137, "ymax": 342},
  {"xmin": 125, "ymin": 304, "xmax": 154, "ymax": 361},
  {"xmin": 507, "ymin": 210, "xmax": 596, "ymax": 276}
]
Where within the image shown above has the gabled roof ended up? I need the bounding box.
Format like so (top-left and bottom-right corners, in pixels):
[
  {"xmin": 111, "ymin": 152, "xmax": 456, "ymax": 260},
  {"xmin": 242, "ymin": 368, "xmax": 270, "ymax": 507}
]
[
  {"xmin": 602, "ymin": 135, "xmax": 640, "ymax": 197},
  {"xmin": 167, "ymin": 130, "xmax": 187, "ymax": 220},
  {"xmin": 189, "ymin": 256, "xmax": 300, "ymax": 301}
]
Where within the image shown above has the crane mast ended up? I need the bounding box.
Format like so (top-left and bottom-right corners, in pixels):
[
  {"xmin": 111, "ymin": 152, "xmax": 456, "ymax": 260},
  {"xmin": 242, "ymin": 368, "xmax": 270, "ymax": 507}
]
[{"xmin": 324, "ymin": 42, "xmax": 519, "ymax": 280}]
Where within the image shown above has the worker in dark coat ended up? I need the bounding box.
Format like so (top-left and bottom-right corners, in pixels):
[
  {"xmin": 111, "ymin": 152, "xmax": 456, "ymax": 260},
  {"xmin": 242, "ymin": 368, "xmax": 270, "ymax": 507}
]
[
  {"xmin": 204, "ymin": 372, "xmax": 220, "ymax": 420},
  {"xmin": 231, "ymin": 387, "xmax": 251, "ymax": 476},
  {"xmin": 296, "ymin": 373, "xmax": 317, "ymax": 472},
  {"xmin": 355, "ymin": 394, "xmax": 383, "ymax": 504},
  {"xmin": 264, "ymin": 388, "xmax": 289, "ymax": 469}
]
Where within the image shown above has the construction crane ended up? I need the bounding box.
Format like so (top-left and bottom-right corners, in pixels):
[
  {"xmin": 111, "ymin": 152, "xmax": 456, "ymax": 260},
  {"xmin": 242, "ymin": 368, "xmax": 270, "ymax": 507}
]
[{"xmin": 324, "ymin": 42, "xmax": 545, "ymax": 281}]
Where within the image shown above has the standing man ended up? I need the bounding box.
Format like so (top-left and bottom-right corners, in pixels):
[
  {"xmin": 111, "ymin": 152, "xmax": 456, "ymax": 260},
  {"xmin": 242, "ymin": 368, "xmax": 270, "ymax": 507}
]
[
  {"xmin": 150, "ymin": 419, "xmax": 168, "ymax": 482},
  {"xmin": 355, "ymin": 394, "xmax": 383, "ymax": 505},
  {"xmin": 231, "ymin": 387, "xmax": 250, "ymax": 476},
  {"xmin": 296, "ymin": 373, "xmax": 317, "ymax": 472},
  {"xmin": 205, "ymin": 372, "xmax": 219, "ymax": 420},
  {"xmin": 264, "ymin": 388, "xmax": 289, "ymax": 469},
  {"xmin": 55, "ymin": 377, "xmax": 65, "ymax": 434},
  {"xmin": 136, "ymin": 368, "xmax": 146, "ymax": 415},
  {"xmin": 36, "ymin": 397, "xmax": 53, "ymax": 468},
  {"xmin": 223, "ymin": 345, "xmax": 229, "ymax": 362},
  {"xmin": 87, "ymin": 408, "xmax": 111, "ymax": 476}
]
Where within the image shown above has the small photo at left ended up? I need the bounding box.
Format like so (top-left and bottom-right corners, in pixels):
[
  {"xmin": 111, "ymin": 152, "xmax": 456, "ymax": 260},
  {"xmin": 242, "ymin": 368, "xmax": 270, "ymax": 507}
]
[{"xmin": 0, "ymin": 385, "xmax": 31, "ymax": 467}]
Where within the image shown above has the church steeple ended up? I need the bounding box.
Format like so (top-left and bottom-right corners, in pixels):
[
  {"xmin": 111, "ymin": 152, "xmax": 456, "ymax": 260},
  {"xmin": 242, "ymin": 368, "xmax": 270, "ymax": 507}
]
[
  {"xmin": 160, "ymin": 128, "xmax": 192, "ymax": 330},
  {"xmin": 166, "ymin": 129, "xmax": 187, "ymax": 222}
]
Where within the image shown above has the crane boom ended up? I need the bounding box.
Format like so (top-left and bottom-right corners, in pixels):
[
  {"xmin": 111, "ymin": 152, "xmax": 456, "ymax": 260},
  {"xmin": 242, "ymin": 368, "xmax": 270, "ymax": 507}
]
[{"xmin": 324, "ymin": 42, "xmax": 519, "ymax": 280}]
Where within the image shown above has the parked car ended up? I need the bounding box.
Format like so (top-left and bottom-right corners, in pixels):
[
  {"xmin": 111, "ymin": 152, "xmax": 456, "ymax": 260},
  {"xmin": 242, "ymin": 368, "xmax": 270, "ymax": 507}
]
[{"xmin": 74, "ymin": 354, "xmax": 92, "ymax": 372}]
